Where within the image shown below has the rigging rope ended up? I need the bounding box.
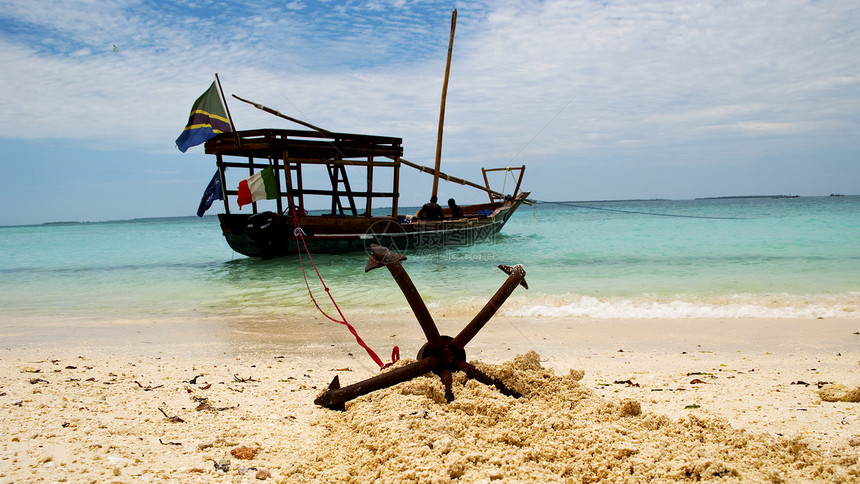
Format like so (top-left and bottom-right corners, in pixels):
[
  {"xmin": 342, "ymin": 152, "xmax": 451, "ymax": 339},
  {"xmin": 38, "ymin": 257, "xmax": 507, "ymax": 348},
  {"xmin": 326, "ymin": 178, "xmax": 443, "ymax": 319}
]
[
  {"xmin": 507, "ymin": 95, "xmax": 577, "ymax": 165},
  {"xmin": 291, "ymin": 211, "xmax": 399, "ymax": 370},
  {"xmin": 534, "ymin": 200, "xmax": 749, "ymax": 220}
]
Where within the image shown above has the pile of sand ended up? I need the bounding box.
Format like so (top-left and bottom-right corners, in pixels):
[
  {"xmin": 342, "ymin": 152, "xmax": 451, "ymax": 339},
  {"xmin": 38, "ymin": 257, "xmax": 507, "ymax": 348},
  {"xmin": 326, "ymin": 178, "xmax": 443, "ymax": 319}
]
[
  {"xmin": 820, "ymin": 385, "xmax": 860, "ymax": 403},
  {"xmin": 285, "ymin": 351, "xmax": 858, "ymax": 482}
]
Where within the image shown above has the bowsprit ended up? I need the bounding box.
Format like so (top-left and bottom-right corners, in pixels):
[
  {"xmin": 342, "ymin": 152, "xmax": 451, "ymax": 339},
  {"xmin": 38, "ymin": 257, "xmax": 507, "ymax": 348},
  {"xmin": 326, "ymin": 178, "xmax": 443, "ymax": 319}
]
[{"xmin": 314, "ymin": 244, "xmax": 529, "ymax": 410}]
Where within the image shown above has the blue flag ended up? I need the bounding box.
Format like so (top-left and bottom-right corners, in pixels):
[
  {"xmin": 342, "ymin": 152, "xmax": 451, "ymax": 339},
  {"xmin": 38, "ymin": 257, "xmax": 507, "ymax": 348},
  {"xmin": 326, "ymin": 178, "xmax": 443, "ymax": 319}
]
[
  {"xmin": 197, "ymin": 171, "xmax": 224, "ymax": 217},
  {"xmin": 176, "ymin": 81, "xmax": 232, "ymax": 153}
]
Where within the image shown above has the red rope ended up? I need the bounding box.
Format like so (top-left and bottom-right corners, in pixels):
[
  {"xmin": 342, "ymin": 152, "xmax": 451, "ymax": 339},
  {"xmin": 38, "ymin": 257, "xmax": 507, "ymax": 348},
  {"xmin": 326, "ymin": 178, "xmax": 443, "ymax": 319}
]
[{"xmin": 290, "ymin": 211, "xmax": 399, "ymax": 370}]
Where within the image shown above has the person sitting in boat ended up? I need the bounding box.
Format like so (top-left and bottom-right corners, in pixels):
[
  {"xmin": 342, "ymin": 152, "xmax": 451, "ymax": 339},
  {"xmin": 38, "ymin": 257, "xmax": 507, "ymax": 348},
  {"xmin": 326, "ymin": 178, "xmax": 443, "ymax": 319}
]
[
  {"xmin": 418, "ymin": 196, "xmax": 443, "ymax": 221},
  {"xmin": 448, "ymin": 198, "xmax": 464, "ymax": 219}
]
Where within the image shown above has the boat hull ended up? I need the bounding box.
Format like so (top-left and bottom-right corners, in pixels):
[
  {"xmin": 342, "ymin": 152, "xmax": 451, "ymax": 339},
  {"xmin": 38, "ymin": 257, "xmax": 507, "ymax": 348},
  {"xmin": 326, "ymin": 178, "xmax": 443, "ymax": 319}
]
[{"xmin": 218, "ymin": 194, "xmax": 528, "ymax": 258}]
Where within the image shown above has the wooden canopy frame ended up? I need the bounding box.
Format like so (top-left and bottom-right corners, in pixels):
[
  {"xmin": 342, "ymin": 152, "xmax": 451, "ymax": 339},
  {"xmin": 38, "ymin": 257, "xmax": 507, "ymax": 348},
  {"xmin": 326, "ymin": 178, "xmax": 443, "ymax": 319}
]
[{"xmin": 205, "ymin": 129, "xmax": 404, "ymax": 217}]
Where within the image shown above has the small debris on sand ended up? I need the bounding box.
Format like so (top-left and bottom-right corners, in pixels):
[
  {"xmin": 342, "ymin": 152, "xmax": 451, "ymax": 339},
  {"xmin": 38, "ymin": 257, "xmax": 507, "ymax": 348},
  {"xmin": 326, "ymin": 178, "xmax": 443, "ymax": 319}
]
[
  {"xmin": 818, "ymin": 384, "xmax": 860, "ymax": 402},
  {"xmin": 231, "ymin": 445, "xmax": 258, "ymax": 460}
]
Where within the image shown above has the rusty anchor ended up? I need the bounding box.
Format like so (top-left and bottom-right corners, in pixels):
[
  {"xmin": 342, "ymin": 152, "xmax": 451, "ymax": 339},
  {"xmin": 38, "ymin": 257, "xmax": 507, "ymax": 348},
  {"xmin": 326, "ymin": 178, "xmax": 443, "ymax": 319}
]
[{"xmin": 314, "ymin": 244, "xmax": 528, "ymax": 410}]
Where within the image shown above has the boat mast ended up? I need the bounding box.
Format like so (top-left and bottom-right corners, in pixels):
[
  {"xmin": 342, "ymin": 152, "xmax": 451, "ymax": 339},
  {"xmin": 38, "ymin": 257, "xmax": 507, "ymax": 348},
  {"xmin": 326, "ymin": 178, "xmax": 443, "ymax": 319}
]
[
  {"xmin": 215, "ymin": 73, "xmax": 239, "ymax": 214},
  {"xmin": 432, "ymin": 9, "xmax": 457, "ymax": 200},
  {"xmin": 231, "ymin": 94, "xmax": 333, "ymax": 136},
  {"xmin": 215, "ymin": 73, "xmax": 240, "ymax": 147}
]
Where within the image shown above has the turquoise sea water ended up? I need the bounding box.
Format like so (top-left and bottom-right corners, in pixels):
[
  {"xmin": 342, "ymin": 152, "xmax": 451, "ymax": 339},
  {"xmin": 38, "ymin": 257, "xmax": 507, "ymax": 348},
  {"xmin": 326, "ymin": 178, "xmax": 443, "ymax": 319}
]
[{"xmin": 1, "ymin": 196, "xmax": 859, "ymax": 346}]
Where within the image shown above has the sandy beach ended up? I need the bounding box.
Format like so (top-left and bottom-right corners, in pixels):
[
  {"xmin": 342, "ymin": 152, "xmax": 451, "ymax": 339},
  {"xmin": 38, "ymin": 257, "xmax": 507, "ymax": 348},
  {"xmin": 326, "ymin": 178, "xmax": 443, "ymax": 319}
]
[{"xmin": 1, "ymin": 316, "xmax": 858, "ymax": 482}]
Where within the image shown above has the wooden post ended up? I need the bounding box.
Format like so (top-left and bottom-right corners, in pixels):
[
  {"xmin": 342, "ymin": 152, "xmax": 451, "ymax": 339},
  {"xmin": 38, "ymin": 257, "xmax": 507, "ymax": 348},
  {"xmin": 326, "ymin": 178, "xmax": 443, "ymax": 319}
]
[
  {"xmin": 366, "ymin": 156, "xmax": 374, "ymax": 216},
  {"xmin": 392, "ymin": 155, "xmax": 400, "ymax": 218},
  {"xmin": 272, "ymin": 157, "xmax": 283, "ymax": 215},
  {"xmin": 511, "ymin": 165, "xmax": 525, "ymax": 200},
  {"xmin": 482, "ymin": 168, "xmax": 494, "ymax": 203},
  {"xmin": 432, "ymin": 9, "xmax": 457, "ymax": 199},
  {"xmin": 248, "ymin": 156, "xmax": 257, "ymax": 214},
  {"xmin": 282, "ymin": 150, "xmax": 296, "ymax": 216},
  {"xmin": 216, "ymin": 154, "xmax": 230, "ymax": 214},
  {"xmin": 295, "ymin": 156, "xmax": 304, "ymax": 212}
]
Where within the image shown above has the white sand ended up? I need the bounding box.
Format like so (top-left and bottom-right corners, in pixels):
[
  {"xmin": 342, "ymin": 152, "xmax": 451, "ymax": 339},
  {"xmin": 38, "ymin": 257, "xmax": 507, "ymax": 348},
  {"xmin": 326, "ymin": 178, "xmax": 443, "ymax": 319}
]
[{"xmin": 1, "ymin": 317, "xmax": 858, "ymax": 482}]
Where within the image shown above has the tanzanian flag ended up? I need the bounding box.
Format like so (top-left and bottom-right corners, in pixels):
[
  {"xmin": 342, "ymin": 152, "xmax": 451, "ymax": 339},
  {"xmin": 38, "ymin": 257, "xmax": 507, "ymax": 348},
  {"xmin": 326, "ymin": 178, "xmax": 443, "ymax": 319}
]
[{"xmin": 175, "ymin": 81, "xmax": 232, "ymax": 152}]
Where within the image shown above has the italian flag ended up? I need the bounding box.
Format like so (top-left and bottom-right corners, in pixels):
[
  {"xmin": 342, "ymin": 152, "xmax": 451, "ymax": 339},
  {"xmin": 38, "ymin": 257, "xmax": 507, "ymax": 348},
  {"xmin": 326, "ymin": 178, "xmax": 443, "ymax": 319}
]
[{"xmin": 237, "ymin": 166, "xmax": 278, "ymax": 208}]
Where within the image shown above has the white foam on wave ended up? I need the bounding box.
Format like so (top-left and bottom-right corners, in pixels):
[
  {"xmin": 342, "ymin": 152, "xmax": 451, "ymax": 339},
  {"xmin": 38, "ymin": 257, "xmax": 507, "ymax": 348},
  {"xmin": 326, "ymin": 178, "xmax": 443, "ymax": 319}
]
[
  {"xmin": 338, "ymin": 291, "xmax": 860, "ymax": 320},
  {"xmin": 496, "ymin": 293, "xmax": 860, "ymax": 319}
]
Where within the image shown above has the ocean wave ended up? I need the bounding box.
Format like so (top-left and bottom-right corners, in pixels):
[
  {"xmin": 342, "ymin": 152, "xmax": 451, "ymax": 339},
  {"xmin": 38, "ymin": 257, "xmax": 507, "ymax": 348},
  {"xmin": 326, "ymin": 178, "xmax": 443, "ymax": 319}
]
[
  {"xmin": 494, "ymin": 293, "xmax": 860, "ymax": 319},
  {"xmin": 385, "ymin": 293, "xmax": 859, "ymax": 320},
  {"xmin": 291, "ymin": 290, "xmax": 860, "ymax": 321}
]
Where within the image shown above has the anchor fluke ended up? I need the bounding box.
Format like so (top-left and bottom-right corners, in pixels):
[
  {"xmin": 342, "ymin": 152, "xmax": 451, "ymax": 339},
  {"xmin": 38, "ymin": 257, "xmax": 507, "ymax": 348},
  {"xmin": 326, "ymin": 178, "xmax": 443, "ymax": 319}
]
[
  {"xmin": 316, "ymin": 375, "xmax": 345, "ymax": 411},
  {"xmin": 498, "ymin": 264, "xmax": 528, "ymax": 289},
  {"xmin": 365, "ymin": 244, "xmax": 408, "ymax": 272}
]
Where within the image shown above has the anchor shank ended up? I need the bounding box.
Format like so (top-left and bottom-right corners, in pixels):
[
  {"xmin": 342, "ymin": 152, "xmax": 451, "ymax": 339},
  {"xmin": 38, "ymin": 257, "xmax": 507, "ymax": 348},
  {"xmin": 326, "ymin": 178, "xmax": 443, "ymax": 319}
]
[
  {"xmin": 314, "ymin": 357, "xmax": 438, "ymax": 409},
  {"xmin": 450, "ymin": 269, "xmax": 525, "ymax": 350},
  {"xmin": 385, "ymin": 263, "xmax": 443, "ymax": 347}
]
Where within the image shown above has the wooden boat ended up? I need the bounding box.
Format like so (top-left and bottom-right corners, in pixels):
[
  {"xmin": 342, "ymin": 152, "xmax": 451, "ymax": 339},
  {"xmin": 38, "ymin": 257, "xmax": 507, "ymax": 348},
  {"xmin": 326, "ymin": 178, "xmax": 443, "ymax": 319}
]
[
  {"xmin": 204, "ymin": 128, "xmax": 529, "ymax": 258},
  {"xmin": 201, "ymin": 10, "xmax": 529, "ymax": 258}
]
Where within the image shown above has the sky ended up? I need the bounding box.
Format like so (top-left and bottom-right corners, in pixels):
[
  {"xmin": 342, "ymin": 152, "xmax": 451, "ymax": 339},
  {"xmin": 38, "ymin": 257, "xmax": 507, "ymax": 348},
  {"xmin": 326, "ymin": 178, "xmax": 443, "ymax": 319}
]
[{"xmin": 0, "ymin": 0, "xmax": 858, "ymax": 225}]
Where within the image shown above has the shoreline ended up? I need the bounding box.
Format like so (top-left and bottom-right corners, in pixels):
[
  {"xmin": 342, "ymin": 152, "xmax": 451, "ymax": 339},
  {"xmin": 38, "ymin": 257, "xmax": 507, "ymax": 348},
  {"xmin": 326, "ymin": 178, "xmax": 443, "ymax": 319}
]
[
  {"xmin": 3, "ymin": 315, "xmax": 857, "ymax": 354},
  {"xmin": 2, "ymin": 317, "xmax": 858, "ymax": 481}
]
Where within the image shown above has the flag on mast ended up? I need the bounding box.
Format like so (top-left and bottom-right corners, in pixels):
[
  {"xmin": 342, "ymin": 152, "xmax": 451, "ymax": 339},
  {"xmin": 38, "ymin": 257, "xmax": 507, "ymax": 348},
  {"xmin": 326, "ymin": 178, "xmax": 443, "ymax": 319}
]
[
  {"xmin": 237, "ymin": 166, "xmax": 278, "ymax": 208},
  {"xmin": 197, "ymin": 171, "xmax": 224, "ymax": 217},
  {"xmin": 175, "ymin": 81, "xmax": 232, "ymax": 152}
]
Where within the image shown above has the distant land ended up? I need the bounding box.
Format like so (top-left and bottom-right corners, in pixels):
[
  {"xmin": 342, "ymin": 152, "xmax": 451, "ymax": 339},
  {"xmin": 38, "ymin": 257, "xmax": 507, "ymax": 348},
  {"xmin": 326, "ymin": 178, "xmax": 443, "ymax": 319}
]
[
  {"xmin": 695, "ymin": 195, "xmax": 799, "ymax": 200},
  {"xmin": 548, "ymin": 199, "xmax": 671, "ymax": 204},
  {"xmin": 0, "ymin": 195, "xmax": 854, "ymax": 228},
  {"xmin": 40, "ymin": 221, "xmax": 85, "ymax": 226}
]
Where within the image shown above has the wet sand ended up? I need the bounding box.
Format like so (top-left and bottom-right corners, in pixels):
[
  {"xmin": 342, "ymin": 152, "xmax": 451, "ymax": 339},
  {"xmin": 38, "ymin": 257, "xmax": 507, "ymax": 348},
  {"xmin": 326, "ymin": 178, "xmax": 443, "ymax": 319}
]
[{"xmin": 1, "ymin": 317, "xmax": 858, "ymax": 481}]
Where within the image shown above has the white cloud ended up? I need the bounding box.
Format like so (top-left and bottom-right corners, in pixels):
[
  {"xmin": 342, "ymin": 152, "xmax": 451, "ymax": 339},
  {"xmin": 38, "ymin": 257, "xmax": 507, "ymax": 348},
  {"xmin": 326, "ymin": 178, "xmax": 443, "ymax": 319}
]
[
  {"xmin": 718, "ymin": 122, "xmax": 803, "ymax": 134},
  {"xmin": 0, "ymin": 0, "xmax": 858, "ymax": 213}
]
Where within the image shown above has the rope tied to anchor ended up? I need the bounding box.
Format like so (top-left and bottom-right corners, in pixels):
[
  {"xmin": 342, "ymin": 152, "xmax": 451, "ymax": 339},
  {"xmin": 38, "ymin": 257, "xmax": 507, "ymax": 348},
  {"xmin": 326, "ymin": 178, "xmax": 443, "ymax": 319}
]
[{"xmin": 290, "ymin": 211, "xmax": 399, "ymax": 370}]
